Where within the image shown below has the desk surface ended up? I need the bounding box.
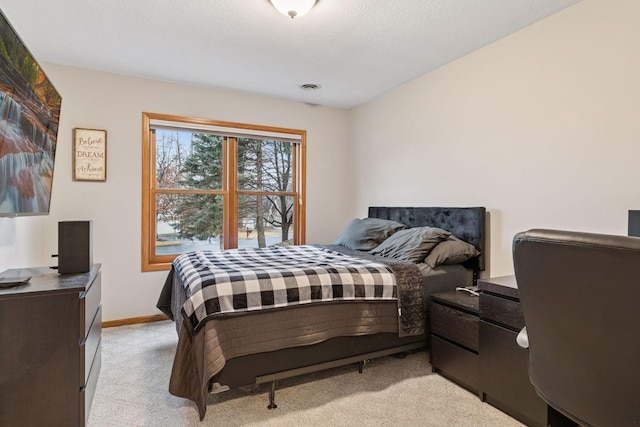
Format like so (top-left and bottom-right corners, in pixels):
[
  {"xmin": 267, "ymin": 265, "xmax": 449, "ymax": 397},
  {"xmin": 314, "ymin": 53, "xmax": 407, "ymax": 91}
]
[{"xmin": 477, "ymin": 275, "xmax": 518, "ymax": 299}]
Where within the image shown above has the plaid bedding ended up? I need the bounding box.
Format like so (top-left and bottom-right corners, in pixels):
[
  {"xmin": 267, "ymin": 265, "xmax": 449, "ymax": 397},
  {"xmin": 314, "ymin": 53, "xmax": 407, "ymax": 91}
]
[{"xmin": 173, "ymin": 245, "xmax": 398, "ymax": 333}]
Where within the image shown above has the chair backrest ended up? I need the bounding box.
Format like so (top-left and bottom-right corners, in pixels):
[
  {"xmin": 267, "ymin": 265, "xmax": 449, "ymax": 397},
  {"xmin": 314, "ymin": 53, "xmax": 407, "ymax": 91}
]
[{"xmin": 513, "ymin": 229, "xmax": 640, "ymax": 427}]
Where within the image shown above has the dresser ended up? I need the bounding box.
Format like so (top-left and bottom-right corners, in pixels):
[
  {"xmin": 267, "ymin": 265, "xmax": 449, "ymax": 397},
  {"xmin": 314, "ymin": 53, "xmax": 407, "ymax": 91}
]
[
  {"xmin": 0, "ymin": 264, "xmax": 102, "ymax": 427},
  {"xmin": 478, "ymin": 275, "xmax": 546, "ymax": 427}
]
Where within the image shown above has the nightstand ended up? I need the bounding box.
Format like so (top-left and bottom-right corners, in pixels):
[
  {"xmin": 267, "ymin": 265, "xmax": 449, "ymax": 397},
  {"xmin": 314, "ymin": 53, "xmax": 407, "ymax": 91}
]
[{"xmin": 429, "ymin": 289, "xmax": 480, "ymax": 395}]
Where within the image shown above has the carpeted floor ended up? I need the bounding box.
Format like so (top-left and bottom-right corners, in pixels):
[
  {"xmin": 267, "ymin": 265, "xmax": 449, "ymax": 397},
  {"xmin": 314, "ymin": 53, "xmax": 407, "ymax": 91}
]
[{"xmin": 88, "ymin": 321, "xmax": 524, "ymax": 426}]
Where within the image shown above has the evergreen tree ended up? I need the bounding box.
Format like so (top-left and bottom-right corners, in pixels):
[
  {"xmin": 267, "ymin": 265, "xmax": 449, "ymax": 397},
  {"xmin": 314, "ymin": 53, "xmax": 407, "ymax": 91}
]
[{"xmin": 170, "ymin": 133, "xmax": 224, "ymax": 241}]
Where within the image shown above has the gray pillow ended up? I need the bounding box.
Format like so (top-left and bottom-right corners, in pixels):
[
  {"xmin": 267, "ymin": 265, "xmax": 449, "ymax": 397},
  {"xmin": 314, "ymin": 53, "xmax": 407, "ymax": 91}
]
[
  {"xmin": 423, "ymin": 235, "xmax": 480, "ymax": 268},
  {"xmin": 333, "ymin": 218, "xmax": 408, "ymax": 251},
  {"xmin": 369, "ymin": 227, "xmax": 451, "ymax": 263}
]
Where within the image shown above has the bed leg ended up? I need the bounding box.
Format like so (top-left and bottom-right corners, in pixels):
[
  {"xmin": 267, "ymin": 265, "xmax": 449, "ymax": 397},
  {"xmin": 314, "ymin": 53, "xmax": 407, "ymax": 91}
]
[
  {"xmin": 357, "ymin": 359, "xmax": 370, "ymax": 374},
  {"xmin": 268, "ymin": 381, "xmax": 278, "ymax": 409}
]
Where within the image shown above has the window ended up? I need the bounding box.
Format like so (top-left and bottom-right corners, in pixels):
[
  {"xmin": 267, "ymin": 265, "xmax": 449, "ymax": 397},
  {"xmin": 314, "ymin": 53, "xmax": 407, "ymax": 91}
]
[{"xmin": 142, "ymin": 113, "xmax": 306, "ymax": 271}]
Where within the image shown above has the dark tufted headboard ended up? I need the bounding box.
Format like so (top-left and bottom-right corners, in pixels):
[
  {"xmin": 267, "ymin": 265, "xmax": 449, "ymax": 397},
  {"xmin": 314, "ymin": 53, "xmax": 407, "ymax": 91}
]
[{"xmin": 368, "ymin": 206, "xmax": 487, "ymax": 273}]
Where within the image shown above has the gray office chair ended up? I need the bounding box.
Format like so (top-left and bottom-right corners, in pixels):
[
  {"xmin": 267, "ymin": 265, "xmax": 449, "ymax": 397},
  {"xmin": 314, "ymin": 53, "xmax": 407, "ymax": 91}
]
[{"xmin": 513, "ymin": 229, "xmax": 640, "ymax": 427}]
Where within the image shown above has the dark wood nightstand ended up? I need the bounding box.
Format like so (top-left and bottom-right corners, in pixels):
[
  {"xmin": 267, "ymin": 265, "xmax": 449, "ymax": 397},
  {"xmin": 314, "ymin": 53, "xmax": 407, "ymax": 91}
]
[{"xmin": 429, "ymin": 289, "xmax": 480, "ymax": 395}]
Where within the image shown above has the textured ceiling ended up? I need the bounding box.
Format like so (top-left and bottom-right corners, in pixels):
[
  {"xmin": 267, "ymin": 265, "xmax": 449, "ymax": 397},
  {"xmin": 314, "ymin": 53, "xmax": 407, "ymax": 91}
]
[{"xmin": 0, "ymin": 0, "xmax": 580, "ymax": 109}]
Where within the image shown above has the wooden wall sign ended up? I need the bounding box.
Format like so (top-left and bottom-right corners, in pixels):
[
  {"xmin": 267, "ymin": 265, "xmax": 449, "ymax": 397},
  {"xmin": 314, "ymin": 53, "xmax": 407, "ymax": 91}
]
[{"xmin": 73, "ymin": 128, "xmax": 107, "ymax": 181}]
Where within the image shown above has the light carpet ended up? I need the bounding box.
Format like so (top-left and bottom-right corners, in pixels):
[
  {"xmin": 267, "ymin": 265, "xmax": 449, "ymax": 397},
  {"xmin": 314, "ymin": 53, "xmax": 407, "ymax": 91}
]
[{"xmin": 88, "ymin": 320, "xmax": 524, "ymax": 427}]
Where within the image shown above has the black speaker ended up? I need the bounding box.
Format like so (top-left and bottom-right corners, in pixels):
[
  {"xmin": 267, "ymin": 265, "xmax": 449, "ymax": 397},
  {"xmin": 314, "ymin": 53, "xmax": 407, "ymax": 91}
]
[
  {"xmin": 58, "ymin": 220, "xmax": 93, "ymax": 274},
  {"xmin": 629, "ymin": 211, "xmax": 640, "ymax": 237}
]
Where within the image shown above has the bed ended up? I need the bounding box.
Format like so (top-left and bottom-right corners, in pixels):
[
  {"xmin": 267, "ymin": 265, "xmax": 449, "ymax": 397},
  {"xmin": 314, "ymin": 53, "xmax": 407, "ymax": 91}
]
[{"xmin": 157, "ymin": 206, "xmax": 486, "ymax": 420}]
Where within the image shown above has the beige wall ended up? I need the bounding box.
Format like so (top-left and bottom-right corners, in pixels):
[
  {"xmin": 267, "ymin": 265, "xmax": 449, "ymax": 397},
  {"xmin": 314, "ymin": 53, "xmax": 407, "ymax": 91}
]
[
  {"xmin": 2, "ymin": 0, "xmax": 638, "ymax": 319},
  {"xmin": 0, "ymin": 66, "xmax": 350, "ymax": 321},
  {"xmin": 349, "ymin": 0, "xmax": 640, "ymax": 277}
]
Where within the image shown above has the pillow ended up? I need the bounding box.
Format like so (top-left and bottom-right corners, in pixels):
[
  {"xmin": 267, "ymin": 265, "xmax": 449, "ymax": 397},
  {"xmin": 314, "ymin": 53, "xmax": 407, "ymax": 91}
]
[
  {"xmin": 333, "ymin": 218, "xmax": 407, "ymax": 251},
  {"xmin": 369, "ymin": 227, "xmax": 451, "ymax": 263},
  {"xmin": 423, "ymin": 235, "xmax": 480, "ymax": 268}
]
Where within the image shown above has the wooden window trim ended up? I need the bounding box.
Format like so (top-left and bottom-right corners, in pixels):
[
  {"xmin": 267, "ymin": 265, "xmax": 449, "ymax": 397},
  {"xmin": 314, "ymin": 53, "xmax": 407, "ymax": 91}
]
[{"xmin": 141, "ymin": 112, "xmax": 306, "ymax": 271}]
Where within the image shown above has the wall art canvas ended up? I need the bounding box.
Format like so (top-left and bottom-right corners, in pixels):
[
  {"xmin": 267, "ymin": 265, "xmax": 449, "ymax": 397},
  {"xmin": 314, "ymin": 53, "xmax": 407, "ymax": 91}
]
[{"xmin": 0, "ymin": 9, "xmax": 62, "ymax": 216}]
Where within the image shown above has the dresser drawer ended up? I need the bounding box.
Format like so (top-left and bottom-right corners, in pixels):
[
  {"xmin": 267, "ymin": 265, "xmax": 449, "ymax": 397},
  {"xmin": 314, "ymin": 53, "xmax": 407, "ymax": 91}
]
[
  {"xmin": 80, "ymin": 342, "xmax": 102, "ymax": 426},
  {"xmin": 81, "ymin": 304, "xmax": 102, "ymax": 386},
  {"xmin": 479, "ymin": 293, "xmax": 524, "ymax": 331},
  {"xmin": 81, "ymin": 271, "xmax": 101, "ymax": 339},
  {"xmin": 479, "ymin": 321, "xmax": 546, "ymax": 426},
  {"xmin": 430, "ymin": 301, "xmax": 479, "ymax": 352}
]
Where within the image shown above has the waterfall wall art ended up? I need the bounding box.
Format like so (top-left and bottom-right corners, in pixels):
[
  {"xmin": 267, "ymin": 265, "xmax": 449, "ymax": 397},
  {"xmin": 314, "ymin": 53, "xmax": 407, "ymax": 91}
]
[{"xmin": 0, "ymin": 8, "xmax": 62, "ymax": 216}]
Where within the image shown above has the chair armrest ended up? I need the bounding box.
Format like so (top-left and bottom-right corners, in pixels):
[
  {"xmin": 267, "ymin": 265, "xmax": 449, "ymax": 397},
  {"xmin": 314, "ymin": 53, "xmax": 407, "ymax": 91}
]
[{"xmin": 516, "ymin": 327, "xmax": 529, "ymax": 348}]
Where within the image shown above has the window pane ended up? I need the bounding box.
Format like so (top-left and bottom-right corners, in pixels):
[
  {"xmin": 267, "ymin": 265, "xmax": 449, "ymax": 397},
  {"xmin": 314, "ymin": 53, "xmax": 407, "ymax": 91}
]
[
  {"xmin": 155, "ymin": 130, "xmax": 223, "ymax": 190},
  {"xmin": 237, "ymin": 138, "xmax": 293, "ymax": 192},
  {"xmin": 238, "ymin": 194, "xmax": 294, "ymax": 249},
  {"xmin": 155, "ymin": 193, "xmax": 224, "ymax": 255}
]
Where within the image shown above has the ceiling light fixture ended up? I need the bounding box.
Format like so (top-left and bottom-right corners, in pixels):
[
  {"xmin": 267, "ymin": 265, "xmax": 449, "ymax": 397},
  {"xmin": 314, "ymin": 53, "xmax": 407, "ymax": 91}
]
[{"xmin": 270, "ymin": 0, "xmax": 317, "ymax": 19}]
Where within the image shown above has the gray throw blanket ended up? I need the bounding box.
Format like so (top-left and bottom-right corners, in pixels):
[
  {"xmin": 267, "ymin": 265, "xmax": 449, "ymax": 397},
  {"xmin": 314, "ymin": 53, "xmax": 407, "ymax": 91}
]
[{"xmin": 324, "ymin": 245, "xmax": 424, "ymax": 337}]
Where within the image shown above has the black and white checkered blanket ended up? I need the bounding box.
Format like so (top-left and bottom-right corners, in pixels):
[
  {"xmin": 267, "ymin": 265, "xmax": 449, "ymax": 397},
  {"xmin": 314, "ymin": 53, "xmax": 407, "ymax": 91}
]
[{"xmin": 173, "ymin": 245, "xmax": 398, "ymax": 334}]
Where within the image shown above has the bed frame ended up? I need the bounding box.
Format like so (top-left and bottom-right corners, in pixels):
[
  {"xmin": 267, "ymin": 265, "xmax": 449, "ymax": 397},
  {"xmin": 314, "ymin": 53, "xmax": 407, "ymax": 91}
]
[{"xmin": 207, "ymin": 206, "xmax": 487, "ymax": 409}]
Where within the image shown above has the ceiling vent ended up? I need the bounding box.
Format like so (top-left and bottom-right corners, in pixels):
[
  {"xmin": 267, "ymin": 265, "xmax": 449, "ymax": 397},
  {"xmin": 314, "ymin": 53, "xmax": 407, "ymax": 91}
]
[{"xmin": 299, "ymin": 83, "xmax": 321, "ymax": 90}]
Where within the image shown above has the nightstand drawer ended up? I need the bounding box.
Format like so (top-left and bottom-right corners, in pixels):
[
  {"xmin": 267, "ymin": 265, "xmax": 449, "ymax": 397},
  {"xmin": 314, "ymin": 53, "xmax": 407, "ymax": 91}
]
[
  {"xmin": 431, "ymin": 302, "xmax": 479, "ymax": 352},
  {"xmin": 431, "ymin": 335, "xmax": 479, "ymax": 393}
]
